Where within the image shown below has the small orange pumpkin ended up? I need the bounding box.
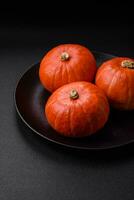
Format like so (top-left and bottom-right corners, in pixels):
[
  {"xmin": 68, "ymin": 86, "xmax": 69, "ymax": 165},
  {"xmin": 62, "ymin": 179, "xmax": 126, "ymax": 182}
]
[
  {"xmin": 45, "ymin": 82, "xmax": 109, "ymax": 137},
  {"xmin": 95, "ymin": 57, "xmax": 134, "ymax": 110},
  {"xmin": 39, "ymin": 44, "xmax": 96, "ymax": 92}
]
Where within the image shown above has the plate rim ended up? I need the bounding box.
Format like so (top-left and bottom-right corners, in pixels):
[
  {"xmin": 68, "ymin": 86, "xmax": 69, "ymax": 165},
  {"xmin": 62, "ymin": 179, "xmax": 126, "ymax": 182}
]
[{"xmin": 14, "ymin": 50, "xmax": 134, "ymax": 150}]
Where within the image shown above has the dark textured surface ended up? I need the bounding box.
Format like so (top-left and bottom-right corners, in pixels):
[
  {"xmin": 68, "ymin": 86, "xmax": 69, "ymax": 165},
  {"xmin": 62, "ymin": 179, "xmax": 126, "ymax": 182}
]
[{"xmin": 1, "ymin": 24, "xmax": 134, "ymax": 200}]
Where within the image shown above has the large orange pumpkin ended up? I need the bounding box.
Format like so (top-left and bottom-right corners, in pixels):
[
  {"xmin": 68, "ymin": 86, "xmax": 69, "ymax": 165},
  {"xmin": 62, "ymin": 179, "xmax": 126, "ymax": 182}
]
[
  {"xmin": 95, "ymin": 57, "xmax": 134, "ymax": 110},
  {"xmin": 39, "ymin": 44, "xmax": 96, "ymax": 92},
  {"xmin": 45, "ymin": 82, "xmax": 109, "ymax": 137}
]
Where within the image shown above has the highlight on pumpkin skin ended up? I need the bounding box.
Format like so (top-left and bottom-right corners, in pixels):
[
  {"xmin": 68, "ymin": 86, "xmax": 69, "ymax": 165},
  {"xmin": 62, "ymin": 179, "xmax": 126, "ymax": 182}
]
[
  {"xmin": 95, "ymin": 57, "xmax": 134, "ymax": 110},
  {"xmin": 45, "ymin": 81, "xmax": 110, "ymax": 137},
  {"xmin": 39, "ymin": 44, "xmax": 97, "ymax": 92}
]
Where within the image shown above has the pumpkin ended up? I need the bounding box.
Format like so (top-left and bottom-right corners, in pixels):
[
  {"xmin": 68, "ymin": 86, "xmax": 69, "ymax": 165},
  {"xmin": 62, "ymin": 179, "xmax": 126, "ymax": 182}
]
[
  {"xmin": 95, "ymin": 57, "xmax": 134, "ymax": 110},
  {"xmin": 39, "ymin": 44, "xmax": 96, "ymax": 92},
  {"xmin": 45, "ymin": 81, "xmax": 109, "ymax": 137}
]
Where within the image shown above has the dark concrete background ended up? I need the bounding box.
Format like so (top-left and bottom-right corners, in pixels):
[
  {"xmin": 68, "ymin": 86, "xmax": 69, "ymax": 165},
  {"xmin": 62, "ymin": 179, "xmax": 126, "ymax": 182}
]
[{"xmin": 0, "ymin": 2, "xmax": 134, "ymax": 199}]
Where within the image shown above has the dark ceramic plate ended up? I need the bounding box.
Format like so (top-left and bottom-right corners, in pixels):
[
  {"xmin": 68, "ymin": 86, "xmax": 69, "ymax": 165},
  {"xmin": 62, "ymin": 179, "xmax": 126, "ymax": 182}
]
[{"xmin": 15, "ymin": 51, "xmax": 134, "ymax": 150}]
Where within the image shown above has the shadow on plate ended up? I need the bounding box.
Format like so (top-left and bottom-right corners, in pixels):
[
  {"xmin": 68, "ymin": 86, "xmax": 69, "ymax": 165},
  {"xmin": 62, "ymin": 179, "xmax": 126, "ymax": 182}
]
[{"xmin": 14, "ymin": 108, "xmax": 134, "ymax": 166}]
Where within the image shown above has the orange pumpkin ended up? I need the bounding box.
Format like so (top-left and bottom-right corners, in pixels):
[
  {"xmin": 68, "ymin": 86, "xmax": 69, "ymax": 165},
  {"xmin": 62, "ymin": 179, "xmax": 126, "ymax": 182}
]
[
  {"xmin": 39, "ymin": 44, "xmax": 96, "ymax": 92},
  {"xmin": 45, "ymin": 82, "xmax": 109, "ymax": 137},
  {"xmin": 95, "ymin": 57, "xmax": 134, "ymax": 110}
]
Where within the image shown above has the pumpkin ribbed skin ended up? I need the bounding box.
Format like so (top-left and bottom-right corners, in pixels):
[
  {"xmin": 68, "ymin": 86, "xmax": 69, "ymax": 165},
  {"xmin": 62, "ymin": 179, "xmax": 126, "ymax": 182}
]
[
  {"xmin": 45, "ymin": 82, "xmax": 109, "ymax": 137},
  {"xmin": 39, "ymin": 44, "xmax": 96, "ymax": 92},
  {"xmin": 95, "ymin": 57, "xmax": 134, "ymax": 110}
]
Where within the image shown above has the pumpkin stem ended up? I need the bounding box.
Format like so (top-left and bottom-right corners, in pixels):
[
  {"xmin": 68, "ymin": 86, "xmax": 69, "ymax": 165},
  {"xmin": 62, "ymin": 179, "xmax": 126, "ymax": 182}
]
[
  {"xmin": 61, "ymin": 52, "xmax": 70, "ymax": 61},
  {"xmin": 70, "ymin": 89, "xmax": 79, "ymax": 100},
  {"xmin": 121, "ymin": 60, "xmax": 134, "ymax": 69}
]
